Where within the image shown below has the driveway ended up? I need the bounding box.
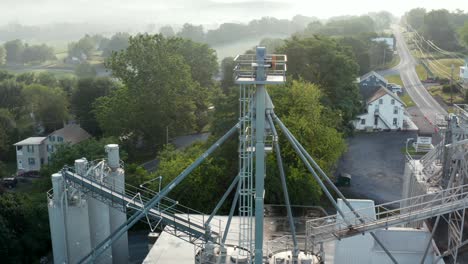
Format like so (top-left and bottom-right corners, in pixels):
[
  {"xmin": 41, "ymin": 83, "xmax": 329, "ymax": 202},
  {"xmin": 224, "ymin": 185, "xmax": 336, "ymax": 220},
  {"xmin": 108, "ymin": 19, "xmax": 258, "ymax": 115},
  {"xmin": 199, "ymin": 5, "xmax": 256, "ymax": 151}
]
[{"xmin": 337, "ymin": 131, "xmax": 417, "ymax": 204}]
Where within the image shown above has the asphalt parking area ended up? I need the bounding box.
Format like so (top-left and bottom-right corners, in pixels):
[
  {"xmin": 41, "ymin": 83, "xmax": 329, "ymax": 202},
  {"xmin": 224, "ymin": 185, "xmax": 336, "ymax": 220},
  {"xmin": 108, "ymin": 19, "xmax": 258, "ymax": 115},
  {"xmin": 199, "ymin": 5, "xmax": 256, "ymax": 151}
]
[{"xmin": 336, "ymin": 131, "xmax": 417, "ymax": 204}]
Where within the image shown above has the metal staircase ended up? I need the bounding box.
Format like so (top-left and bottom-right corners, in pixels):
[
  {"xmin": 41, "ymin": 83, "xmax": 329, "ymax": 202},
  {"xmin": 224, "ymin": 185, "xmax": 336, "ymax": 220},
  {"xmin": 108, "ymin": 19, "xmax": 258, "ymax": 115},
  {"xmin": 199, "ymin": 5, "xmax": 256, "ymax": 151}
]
[
  {"xmin": 374, "ymin": 108, "xmax": 393, "ymax": 129},
  {"xmin": 62, "ymin": 166, "xmax": 223, "ymax": 246},
  {"xmin": 306, "ymin": 183, "xmax": 468, "ymax": 251}
]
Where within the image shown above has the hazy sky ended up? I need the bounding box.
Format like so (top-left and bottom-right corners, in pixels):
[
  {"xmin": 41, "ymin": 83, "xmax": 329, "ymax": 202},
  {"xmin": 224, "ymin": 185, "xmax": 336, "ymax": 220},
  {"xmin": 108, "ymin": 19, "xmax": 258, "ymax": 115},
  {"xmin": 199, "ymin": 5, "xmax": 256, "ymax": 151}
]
[{"xmin": 1, "ymin": 0, "xmax": 466, "ymax": 27}]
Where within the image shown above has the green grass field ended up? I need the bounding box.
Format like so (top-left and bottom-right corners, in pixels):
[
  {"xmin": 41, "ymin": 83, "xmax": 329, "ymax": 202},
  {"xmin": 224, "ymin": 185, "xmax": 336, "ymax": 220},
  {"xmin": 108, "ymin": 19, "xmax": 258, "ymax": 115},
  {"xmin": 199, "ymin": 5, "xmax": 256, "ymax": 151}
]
[
  {"xmin": 386, "ymin": 74, "xmax": 404, "ymax": 86},
  {"xmin": 428, "ymin": 85, "xmax": 465, "ymax": 105},
  {"xmin": 415, "ymin": 64, "xmax": 427, "ymax": 80}
]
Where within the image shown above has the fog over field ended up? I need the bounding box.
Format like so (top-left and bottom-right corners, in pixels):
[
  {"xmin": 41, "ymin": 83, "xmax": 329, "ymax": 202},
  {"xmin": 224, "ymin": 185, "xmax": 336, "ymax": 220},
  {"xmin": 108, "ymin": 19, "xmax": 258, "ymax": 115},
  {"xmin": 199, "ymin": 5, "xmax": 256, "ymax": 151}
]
[{"xmin": 1, "ymin": 0, "xmax": 463, "ymax": 27}]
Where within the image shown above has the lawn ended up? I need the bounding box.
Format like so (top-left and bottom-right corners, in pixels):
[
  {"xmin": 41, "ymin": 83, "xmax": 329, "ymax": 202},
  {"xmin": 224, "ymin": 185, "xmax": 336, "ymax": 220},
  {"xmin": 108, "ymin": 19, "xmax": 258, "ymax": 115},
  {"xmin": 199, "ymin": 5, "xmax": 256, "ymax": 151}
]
[
  {"xmin": 386, "ymin": 74, "xmax": 403, "ymax": 86},
  {"xmin": 428, "ymin": 85, "xmax": 465, "ymax": 105},
  {"xmin": 401, "ymin": 93, "xmax": 416, "ymax": 107},
  {"xmin": 415, "ymin": 64, "xmax": 427, "ymax": 80}
]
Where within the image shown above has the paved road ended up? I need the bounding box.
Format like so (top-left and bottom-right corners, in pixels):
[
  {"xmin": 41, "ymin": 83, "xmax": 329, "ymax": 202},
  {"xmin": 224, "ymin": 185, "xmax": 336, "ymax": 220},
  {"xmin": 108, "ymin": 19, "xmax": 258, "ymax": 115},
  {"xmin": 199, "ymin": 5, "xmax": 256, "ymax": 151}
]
[{"xmin": 393, "ymin": 26, "xmax": 447, "ymax": 123}]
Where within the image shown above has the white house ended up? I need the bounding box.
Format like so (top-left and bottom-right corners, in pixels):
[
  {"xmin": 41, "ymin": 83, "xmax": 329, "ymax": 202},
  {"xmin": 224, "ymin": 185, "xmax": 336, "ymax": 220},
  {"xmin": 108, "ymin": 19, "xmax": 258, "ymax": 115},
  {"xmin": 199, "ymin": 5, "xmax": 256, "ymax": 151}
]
[
  {"xmin": 354, "ymin": 87, "xmax": 412, "ymax": 131},
  {"xmin": 45, "ymin": 124, "xmax": 91, "ymax": 162},
  {"xmin": 14, "ymin": 124, "xmax": 91, "ymax": 174},
  {"xmin": 14, "ymin": 137, "xmax": 47, "ymax": 173},
  {"xmin": 460, "ymin": 58, "xmax": 468, "ymax": 88}
]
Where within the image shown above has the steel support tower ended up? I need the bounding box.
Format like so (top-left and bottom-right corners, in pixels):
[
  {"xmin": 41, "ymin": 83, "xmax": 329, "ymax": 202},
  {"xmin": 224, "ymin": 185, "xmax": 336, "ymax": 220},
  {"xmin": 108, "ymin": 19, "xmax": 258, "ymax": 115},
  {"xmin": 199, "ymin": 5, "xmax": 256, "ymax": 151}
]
[{"xmin": 234, "ymin": 47, "xmax": 287, "ymax": 263}]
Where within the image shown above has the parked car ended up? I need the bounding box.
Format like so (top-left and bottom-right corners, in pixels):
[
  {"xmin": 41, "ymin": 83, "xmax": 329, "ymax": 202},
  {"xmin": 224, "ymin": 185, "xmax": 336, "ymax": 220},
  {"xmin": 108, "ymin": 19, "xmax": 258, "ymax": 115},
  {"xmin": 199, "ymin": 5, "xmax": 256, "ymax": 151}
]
[
  {"xmin": 2, "ymin": 177, "xmax": 18, "ymax": 188},
  {"xmin": 387, "ymin": 83, "xmax": 402, "ymax": 94}
]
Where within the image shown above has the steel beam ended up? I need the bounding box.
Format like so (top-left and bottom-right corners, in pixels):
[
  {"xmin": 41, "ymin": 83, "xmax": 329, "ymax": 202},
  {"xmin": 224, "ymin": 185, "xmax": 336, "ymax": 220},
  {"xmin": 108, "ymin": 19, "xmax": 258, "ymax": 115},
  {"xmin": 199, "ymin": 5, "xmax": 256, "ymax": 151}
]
[{"xmin": 78, "ymin": 122, "xmax": 240, "ymax": 263}]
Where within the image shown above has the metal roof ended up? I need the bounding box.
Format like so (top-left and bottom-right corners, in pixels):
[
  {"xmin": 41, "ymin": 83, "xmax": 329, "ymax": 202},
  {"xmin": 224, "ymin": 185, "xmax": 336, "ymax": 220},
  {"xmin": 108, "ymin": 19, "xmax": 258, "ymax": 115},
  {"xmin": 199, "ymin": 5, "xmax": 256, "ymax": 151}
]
[{"xmin": 14, "ymin": 137, "xmax": 47, "ymax": 146}]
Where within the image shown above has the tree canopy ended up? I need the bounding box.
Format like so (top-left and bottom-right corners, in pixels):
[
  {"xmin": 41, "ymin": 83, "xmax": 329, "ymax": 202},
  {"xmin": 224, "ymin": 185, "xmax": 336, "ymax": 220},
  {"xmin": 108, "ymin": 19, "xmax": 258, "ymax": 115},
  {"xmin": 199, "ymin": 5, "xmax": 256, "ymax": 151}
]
[
  {"xmin": 23, "ymin": 84, "xmax": 68, "ymax": 132},
  {"xmin": 101, "ymin": 32, "xmax": 130, "ymax": 58},
  {"xmin": 71, "ymin": 77, "xmax": 117, "ymax": 136},
  {"xmin": 155, "ymin": 80, "xmax": 346, "ymax": 210},
  {"xmin": 278, "ymin": 36, "xmax": 361, "ymax": 130},
  {"xmin": 404, "ymin": 8, "xmax": 468, "ymax": 51},
  {"xmin": 95, "ymin": 34, "xmax": 217, "ymax": 146},
  {"xmin": 0, "ymin": 46, "xmax": 5, "ymax": 65}
]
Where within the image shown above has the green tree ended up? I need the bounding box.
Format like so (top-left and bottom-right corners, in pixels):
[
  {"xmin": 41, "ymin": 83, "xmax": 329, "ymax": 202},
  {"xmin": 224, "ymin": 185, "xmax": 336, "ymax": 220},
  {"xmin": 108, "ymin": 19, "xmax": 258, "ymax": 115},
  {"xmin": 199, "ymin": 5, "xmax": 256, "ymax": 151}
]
[
  {"xmin": 177, "ymin": 23, "xmax": 205, "ymax": 43},
  {"xmin": 405, "ymin": 8, "xmax": 427, "ymax": 31},
  {"xmin": 0, "ymin": 193, "xmax": 51, "ymax": 263},
  {"xmin": 102, "ymin": 32, "xmax": 130, "ymax": 58},
  {"xmin": 72, "ymin": 77, "xmax": 117, "ymax": 135},
  {"xmin": 21, "ymin": 44, "xmax": 56, "ymax": 63},
  {"xmin": 97, "ymin": 34, "xmax": 200, "ymax": 146},
  {"xmin": 338, "ymin": 37, "xmax": 371, "ymax": 74},
  {"xmin": 68, "ymin": 35, "xmax": 96, "ymax": 59},
  {"xmin": 369, "ymin": 41, "xmax": 393, "ymax": 68},
  {"xmin": 155, "ymin": 143, "xmax": 231, "ymax": 212},
  {"xmin": 422, "ymin": 9, "xmax": 459, "ymax": 50},
  {"xmin": 278, "ymin": 36, "xmax": 361, "ymax": 130},
  {"xmin": 0, "ymin": 70, "xmax": 14, "ymax": 82},
  {"xmin": 167, "ymin": 38, "xmax": 218, "ymax": 88},
  {"xmin": 259, "ymin": 38, "xmax": 285, "ymax": 53},
  {"xmin": 368, "ymin": 11, "xmax": 394, "ymax": 31},
  {"xmin": 15, "ymin": 72, "xmax": 35, "ymax": 85},
  {"xmin": 159, "ymin": 25, "xmax": 175, "ymax": 37},
  {"xmin": 23, "ymin": 84, "xmax": 68, "ymax": 132},
  {"xmin": 0, "ymin": 109, "xmax": 15, "ymax": 155},
  {"xmin": 266, "ymin": 80, "xmax": 345, "ymax": 204},
  {"xmin": 3, "ymin": 39, "xmax": 25, "ymax": 63},
  {"xmin": 0, "ymin": 80, "xmax": 25, "ymax": 115},
  {"xmin": 459, "ymin": 21, "xmax": 468, "ymax": 48},
  {"xmin": 36, "ymin": 72, "xmax": 58, "ymax": 87},
  {"xmin": 0, "ymin": 45, "xmax": 5, "ymax": 65},
  {"xmin": 75, "ymin": 62, "xmax": 97, "ymax": 78},
  {"xmin": 220, "ymin": 57, "xmax": 235, "ymax": 92}
]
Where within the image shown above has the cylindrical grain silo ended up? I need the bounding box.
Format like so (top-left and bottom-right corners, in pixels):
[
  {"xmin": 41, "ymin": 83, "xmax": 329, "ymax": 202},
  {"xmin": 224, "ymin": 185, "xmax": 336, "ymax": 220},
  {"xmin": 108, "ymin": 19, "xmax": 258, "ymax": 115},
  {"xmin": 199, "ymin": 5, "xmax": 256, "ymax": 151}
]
[
  {"xmin": 48, "ymin": 172, "xmax": 68, "ymax": 264},
  {"xmin": 65, "ymin": 188, "xmax": 92, "ymax": 263},
  {"xmin": 105, "ymin": 144, "xmax": 129, "ymax": 264},
  {"xmin": 76, "ymin": 158, "xmax": 113, "ymax": 264}
]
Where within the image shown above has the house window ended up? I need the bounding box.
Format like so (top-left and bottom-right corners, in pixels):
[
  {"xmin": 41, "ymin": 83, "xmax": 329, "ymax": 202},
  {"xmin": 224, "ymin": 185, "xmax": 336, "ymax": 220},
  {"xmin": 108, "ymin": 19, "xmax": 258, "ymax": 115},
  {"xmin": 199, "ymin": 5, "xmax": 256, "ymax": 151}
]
[
  {"xmin": 374, "ymin": 116, "xmax": 378, "ymax": 126},
  {"xmin": 57, "ymin": 136, "xmax": 64, "ymax": 142},
  {"xmin": 47, "ymin": 145, "xmax": 54, "ymax": 153},
  {"xmin": 27, "ymin": 145, "xmax": 34, "ymax": 153},
  {"xmin": 49, "ymin": 135, "xmax": 55, "ymax": 142},
  {"xmin": 361, "ymin": 119, "xmax": 366, "ymax": 125},
  {"xmin": 393, "ymin": 118, "xmax": 398, "ymax": 126},
  {"xmin": 391, "ymin": 99, "xmax": 395, "ymax": 105},
  {"xmin": 379, "ymin": 98, "xmax": 383, "ymax": 104},
  {"xmin": 394, "ymin": 106, "xmax": 398, "ymax": 114},
  {"xmin": 28, "ymin": 158, "xmax": 35, "ymax": 165}
]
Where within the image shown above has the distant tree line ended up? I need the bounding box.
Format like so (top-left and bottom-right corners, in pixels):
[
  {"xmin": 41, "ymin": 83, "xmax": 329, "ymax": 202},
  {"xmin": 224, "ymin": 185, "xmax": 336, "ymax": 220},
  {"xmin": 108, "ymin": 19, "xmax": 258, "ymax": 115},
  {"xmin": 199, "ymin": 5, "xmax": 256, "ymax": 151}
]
[
  {"xmin": 158, "ymin": 15, "xmax": 317, "ymax": 46},
  {"xmin": 1, "ymin": 39, "xmax": 55, "ymax": 65},
  {"xmin": 67, "ymin": 32, "xmax": 131, "ymax": 61},
  {"xmin": 404, "ymin": 8, "xmax": 468, "ymax": 51}
]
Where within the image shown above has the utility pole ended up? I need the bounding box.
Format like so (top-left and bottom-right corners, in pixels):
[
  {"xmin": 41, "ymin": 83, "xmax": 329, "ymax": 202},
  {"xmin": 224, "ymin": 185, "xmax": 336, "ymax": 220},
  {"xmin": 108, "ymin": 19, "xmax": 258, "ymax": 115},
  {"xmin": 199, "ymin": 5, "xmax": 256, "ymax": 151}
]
[
  {"xmin": 451, "ymin": 64, "xmax": 454, "ymax": 105},
  {"xmin": 383, "ymin": 45, "xmax": 386, "ymax": 67}
]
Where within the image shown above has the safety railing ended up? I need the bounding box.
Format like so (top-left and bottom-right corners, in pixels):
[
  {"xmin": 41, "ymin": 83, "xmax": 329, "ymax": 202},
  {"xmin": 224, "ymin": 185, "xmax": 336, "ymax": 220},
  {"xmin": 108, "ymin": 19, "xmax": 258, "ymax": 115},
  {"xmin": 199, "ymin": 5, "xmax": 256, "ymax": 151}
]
[
  {"xmin": 61, "ymin": 162, "xmax": 225, "ymax": 245},
  {"xmin": 306, "ymin": 183, "xmax": 468, "ymax": 248},
  {"xmin": 233, "ymin": 53, "xmax": 287, "ymax": 83}
]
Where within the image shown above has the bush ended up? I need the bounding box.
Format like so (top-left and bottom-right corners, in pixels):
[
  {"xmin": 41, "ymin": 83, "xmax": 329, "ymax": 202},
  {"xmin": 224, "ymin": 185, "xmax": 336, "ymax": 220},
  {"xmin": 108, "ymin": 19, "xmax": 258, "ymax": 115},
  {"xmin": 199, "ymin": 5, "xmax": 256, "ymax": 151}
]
[{"xmin": 442, "ymin": 84, "xmax": 459, "ymax": 94}]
